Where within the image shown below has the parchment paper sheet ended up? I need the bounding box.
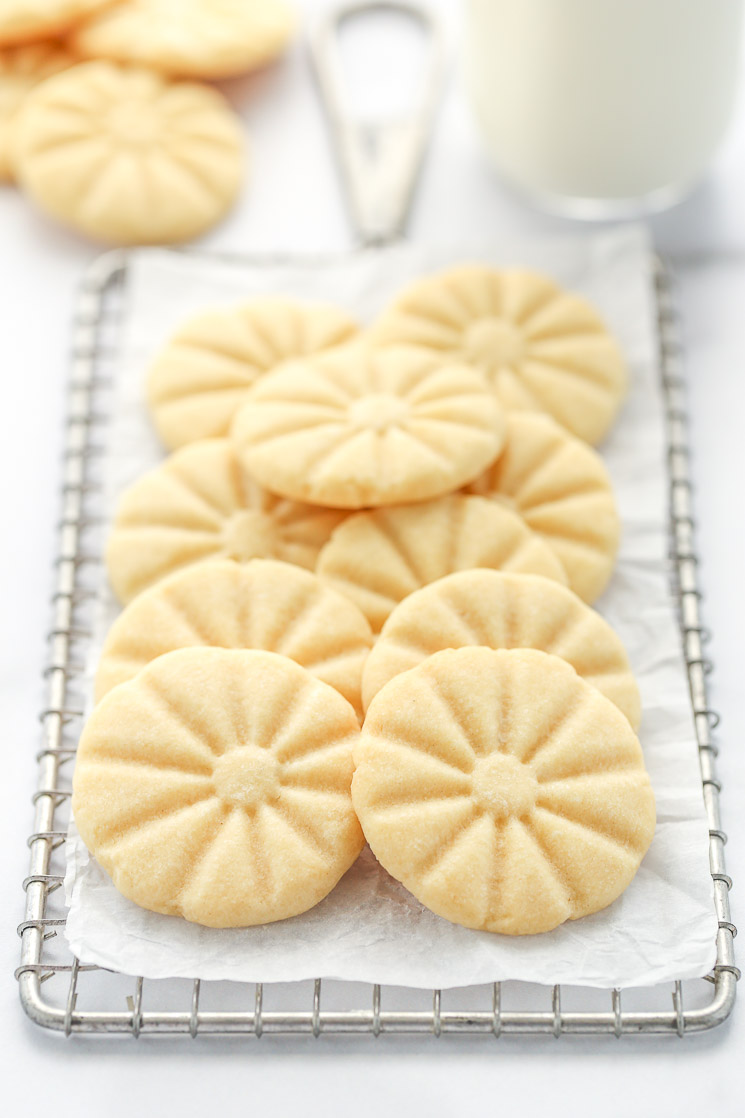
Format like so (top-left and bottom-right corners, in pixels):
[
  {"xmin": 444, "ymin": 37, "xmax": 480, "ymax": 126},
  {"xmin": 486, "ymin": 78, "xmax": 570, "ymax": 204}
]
[{"xmin": 64, "ymin": 226, "xmax": 718, "ymax": 988}]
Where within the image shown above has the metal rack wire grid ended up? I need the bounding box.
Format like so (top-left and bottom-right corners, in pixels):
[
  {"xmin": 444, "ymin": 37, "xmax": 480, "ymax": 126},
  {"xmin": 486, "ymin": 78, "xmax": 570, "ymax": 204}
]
[{"xmin": 16, "ymin": 249, "xmax": 738, "ymax": 1038}]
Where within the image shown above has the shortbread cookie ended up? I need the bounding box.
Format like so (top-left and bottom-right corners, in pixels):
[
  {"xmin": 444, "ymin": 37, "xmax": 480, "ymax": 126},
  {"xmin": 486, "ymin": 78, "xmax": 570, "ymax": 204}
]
[
  {"xmin": 0, "ymin": 42, "xmax": 77, "ymax": 180},
  {"xmin": 95, "ymin": 559, "xmax": 373, "ymax": 719},
  {"xmin": 14, "ymin": 62, "xmax": 244, "ymax": 245},
  {"xmin": 353, "ymin": 647, "xmax": 655, "ymax": 935},
  {"xmin": 372, "ymin": 265, "xmax": 626, "ymax": 445},
  {"xmin": 317, "ymin": 495, "xmax": 567, "ymax": 634},
  {"xmin": 0, "ymin": 1, "xmax": 112, "ymax": 46},
  {"xmin": 71, "ymin": 0, "xmax": 295, "ymax": 80},
  {"xmin": 362, "ymin": 570, "xmax": 640, "ymax": 726},
  {"xmin": 73, "ymin": 648, "xmax": 364, "ymax": 927},
  {"xmin": 231, "ymin": 344, "xmax": 506, "ymax": 509},
  {"xmin": 106, "ymin": 439, "xmax": 346, "ymax": 604},
  {"xmin": 147, "ymin": 299, "xmax": 359, "ymax": 450},
  {"xmin": 467, "ymin": 412, "xmax": 619, "ymax": 603}
]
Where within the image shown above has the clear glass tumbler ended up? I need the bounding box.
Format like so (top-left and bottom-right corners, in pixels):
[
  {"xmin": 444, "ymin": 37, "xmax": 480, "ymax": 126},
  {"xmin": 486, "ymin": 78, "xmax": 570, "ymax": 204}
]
[{"xmin": 462, "ymin": 0, "xmax": 743, "ymax": 218}]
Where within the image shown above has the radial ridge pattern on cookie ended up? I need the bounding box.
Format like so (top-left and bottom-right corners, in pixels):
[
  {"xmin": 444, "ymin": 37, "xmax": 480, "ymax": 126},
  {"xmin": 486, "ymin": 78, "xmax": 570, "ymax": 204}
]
[
  {"xmin": 72, "ymin": 648, "xmax": 364, "ymax": 927},
  {"xmin": 95, "ymin": 559, "xmax": 373, "ymax": 720},
  {"xmin": 372, "ymin": 265, "xmax": 626, "ymax": 445},
  {"xmin": 105, "ymin": 439, "xmax": 347, "ymax": 602},
  {"xmin": 467, "ymin": 412, "xmax": 619, "ymax": 603},
  {"xmin": 13, "ymin": 61, "xmax": 244, "ymax": 244},
  {"xmin": 353, "ymin": 647, "xmax": 655, "ymax": 935},
  {"xmin": 147, "ymin": 299, "xmax": 359, "ymax": 449},
  {"xmin": 317, "ymin": 495, "xmax": 567, "ymax": 634},
  {"xmin": 362, "ymin": 569, "xmax": 641, "ymax": 725},
  {"xmin": 230, "ymin": 343, "xmax": 506, "ymax": 509}
]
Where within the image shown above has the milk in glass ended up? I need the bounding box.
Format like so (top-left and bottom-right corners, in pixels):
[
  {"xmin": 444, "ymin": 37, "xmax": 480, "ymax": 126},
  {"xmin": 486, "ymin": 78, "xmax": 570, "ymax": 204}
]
[{"xmin": 463, "ymin": 0, "xmax": 743, "ymax": 216}]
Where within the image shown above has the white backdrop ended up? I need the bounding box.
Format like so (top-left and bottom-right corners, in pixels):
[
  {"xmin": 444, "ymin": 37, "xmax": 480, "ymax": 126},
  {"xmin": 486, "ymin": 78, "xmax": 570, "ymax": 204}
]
[{"xmin": 1, "ymin": 2, "xmax": 743, "ymax": 1114}]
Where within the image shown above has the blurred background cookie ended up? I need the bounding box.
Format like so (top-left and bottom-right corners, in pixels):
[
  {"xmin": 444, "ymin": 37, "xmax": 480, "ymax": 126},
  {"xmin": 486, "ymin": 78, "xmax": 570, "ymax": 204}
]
[
  {"xmin": 13, "ymin": 60, "xmax": 245, "ymax": 243},
  {"xmin": 0, "ymin": 41, "xmax": 77, "ymax": 180},
  {"xmin": 70, "ymin": 0, "xmax": 296, "ymax": 79},
  {"xmin": 0, "ymin": 0, "xmax": 114, "ymax": 47}
]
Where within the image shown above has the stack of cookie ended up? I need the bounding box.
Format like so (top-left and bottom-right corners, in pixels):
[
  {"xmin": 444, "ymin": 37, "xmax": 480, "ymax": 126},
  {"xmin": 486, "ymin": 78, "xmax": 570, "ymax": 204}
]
[
  {"xmin": 1, "ymin": 0, "xmax": 295, "ymax": 243},
  {"xmin": 73, "ymin": 264, "xmax": 656, "ymax": 938}
]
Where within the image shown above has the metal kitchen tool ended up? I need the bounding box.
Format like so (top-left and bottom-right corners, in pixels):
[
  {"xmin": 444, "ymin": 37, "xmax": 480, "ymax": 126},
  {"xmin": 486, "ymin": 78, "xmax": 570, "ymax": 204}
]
[{"xmin": 310, "ymin": 0, "xmax": 446, "ymax": 243}]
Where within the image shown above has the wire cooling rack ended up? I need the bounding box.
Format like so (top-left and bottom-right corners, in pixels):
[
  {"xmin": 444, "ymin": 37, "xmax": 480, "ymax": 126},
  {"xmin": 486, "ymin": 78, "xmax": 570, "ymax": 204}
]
[{"xmin": 16, "ymin": 248, "xmax": 738, "ymax": 1038}]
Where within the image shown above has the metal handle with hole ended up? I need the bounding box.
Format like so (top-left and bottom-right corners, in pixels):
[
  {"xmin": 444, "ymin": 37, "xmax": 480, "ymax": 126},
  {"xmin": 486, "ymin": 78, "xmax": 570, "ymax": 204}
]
[{"xmin": 310, "ymin": 0, "xmax": 446, "ymax": 245}]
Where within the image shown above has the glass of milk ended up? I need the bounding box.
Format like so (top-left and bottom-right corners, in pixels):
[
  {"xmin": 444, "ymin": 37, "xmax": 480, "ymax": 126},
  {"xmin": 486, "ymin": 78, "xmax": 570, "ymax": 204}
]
[{"xmin": 463, "ymin": 0, "xmax": 743, "ymax": 218}]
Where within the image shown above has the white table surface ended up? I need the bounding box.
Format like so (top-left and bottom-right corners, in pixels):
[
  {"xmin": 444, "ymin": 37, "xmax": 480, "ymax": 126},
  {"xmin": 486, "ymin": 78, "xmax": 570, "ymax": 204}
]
[{"xmin": 1, "ymin": 2, "xmax": 743, "ymax": 1113}]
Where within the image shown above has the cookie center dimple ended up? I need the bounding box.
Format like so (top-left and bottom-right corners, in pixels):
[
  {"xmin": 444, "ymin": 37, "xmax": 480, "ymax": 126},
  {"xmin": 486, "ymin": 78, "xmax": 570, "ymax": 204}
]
[
  {"xmin": 213, "ymin": 746, "xmax": 280, "ymax": 810},
  {"xmin": 223, "ymin": 510, "xmax": 278, "ymax": 561},
  {"xmin": 465, "ymin": 318, "xmax": 525, "ymax": 372},
  {"xmin": 348, "ymin": 394, "xmax": 410, "ymax": 433},
  {"xmin": 106, "ymin": 104, "xmax": 160, "ymax": 145},
  {"xmin": 472, "ymin": 752, "xmax": 537, "ymax": 820}
]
